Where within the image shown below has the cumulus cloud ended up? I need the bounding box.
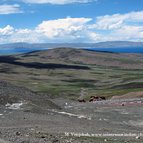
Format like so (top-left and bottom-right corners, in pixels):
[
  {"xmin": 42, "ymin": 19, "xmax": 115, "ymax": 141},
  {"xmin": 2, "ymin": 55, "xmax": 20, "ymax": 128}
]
[
  {"xmin": 91, "ymin": 11, "xmax": 143, "ymax": 41},
  {"xmin": 94, "ymin": 11, "xmax": 143, "ymax": 30},
  {"xmin": 34, "ymin": 12, "xmax": 143, "ymax": 42},
  {"xmin": 0, "ymin": 17, "xmax": 98, "ymax": 43},
  {"xmin": 114, "ymin": 25, "xmax": 143, "ymax": 41},
  {"xmin": 0, "ymin": 27, "xmax": 43, "ymax": 43},
  {"xmin": 0, "ymin": 11, "xmax": 143, "ymax": 43},
  {"xmin": 0, "ymin": 25, "xmax": 14, "ymax": 35},
  {"xmin": 0, "ymin": 4, "xmax": 22, "ymax": 14},
  {"xmin": 36, "ymin": 17, "xmax": 92, "ymax": 40},
  {"xmin": 22, "ymin": 0, "xmax": 95, "ymax": 4}
]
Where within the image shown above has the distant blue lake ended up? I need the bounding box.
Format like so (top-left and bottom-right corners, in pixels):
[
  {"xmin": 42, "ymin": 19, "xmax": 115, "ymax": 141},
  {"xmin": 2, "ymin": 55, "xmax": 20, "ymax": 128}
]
[
  {"xmin": 0, "ymin": 48, "xmax": 48, "ymax": 55},
  {"xmin": 0, "ymin": 47, "xmax": 143, "ymax": 55},
  {"xmin": 85, "ymin": 47, "xmax": 143, "ymax": 53}
]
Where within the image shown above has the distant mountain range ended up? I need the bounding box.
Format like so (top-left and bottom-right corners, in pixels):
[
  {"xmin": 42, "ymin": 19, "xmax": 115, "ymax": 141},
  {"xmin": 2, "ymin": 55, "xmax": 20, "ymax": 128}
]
[{"xmin": 0, "ymin": 41, "xmax": 143, "ymax": 55}]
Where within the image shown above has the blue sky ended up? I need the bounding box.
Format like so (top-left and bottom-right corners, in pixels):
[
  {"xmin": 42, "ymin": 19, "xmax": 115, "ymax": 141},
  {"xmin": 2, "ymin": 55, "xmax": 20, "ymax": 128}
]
[{"xmin": 0, "ymin": 0, "xmax": 143, "ymax": 43}]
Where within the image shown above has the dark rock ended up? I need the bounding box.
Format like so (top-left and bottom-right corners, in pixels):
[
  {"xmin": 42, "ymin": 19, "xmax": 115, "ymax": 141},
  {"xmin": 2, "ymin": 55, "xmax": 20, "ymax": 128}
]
[
  {"xmin": 41, "ymin": 135, "xmax": 46, "ymax": 138},
  {"xmin": 52, "ymin": 139, "xmax": 59, "ymax": 143},
  {"xmin": 16, "ymin": 131, "xmax": 21, "ymax": 136}
]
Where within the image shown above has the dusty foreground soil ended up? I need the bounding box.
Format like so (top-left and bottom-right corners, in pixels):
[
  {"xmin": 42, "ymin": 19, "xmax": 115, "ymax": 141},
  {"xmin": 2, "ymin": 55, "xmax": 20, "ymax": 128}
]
[{"xmin": 0, "ymin": 98, "xmax": 143, "ymax": 143}]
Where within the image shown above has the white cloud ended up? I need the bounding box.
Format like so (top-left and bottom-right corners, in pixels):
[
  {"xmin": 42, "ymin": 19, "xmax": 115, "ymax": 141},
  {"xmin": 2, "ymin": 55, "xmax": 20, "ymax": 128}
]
[
  {"xmin": 36, "ymin": 17, "xmax": 92, "ymax": 40},
  {"xmin": 0, "ymin": 17, "xmax": 98, "ymax": 43},
  {"xmin": 0, "ymin": 25, "xmax": 14, "ymax": 35},
  {"xmin": 35, "ymin": 12, "xmax": 143, "ymax": 42},
  {"xmin": 94, "ymin": 11, "xmax": 143, "ymax": 30},
  {"xmin": 0, "ymin": 26, "xmax": 43, "ymax": 43},
  {"xmin": 22, "ymin": 0, "xmax": 95, "ymax": 4},
  {"xmin": 114, "ymin": 25, "xmax": 143, "ymax": 41},
  {"xmin": 0, "ymin": 11, "xmax": 143, "ymax": 43},
  {"xmin": 0, "ymin": 4, "xmax": 22, "ymax": 14}
]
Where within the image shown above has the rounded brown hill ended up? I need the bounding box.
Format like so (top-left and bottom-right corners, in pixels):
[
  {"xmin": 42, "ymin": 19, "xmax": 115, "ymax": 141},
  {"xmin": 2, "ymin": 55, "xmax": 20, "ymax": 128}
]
[{"xmin": 17, "ymin": 47, "xmax": 143, "ymax": 69}]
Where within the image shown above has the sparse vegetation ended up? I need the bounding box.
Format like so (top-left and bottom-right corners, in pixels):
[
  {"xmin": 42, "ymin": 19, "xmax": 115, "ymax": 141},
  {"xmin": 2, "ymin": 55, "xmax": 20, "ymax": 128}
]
[
  {"xmin": 0, "ymin": 48, "xmax": 143, "ymax": 100},
  {"xmin": 0, "ymin": 48, "xmax": 143, "ymax": 143}
]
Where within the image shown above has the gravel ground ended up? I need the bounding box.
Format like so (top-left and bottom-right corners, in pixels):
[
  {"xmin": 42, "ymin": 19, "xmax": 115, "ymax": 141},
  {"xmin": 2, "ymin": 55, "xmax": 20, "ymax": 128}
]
[
  {"xmin": 0, "ymin": 80, "xmax": 143, "ymax": 142},
  {"xmin": 0, "ymin": 97, "xmax": 143, "ymax": 143}
]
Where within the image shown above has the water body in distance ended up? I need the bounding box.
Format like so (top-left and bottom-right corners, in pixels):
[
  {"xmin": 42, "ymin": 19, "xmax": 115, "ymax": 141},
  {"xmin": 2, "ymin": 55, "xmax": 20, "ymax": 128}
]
[{"xmin": 85, "ymin": 47, "xmax": 143, "ymax": 53}]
